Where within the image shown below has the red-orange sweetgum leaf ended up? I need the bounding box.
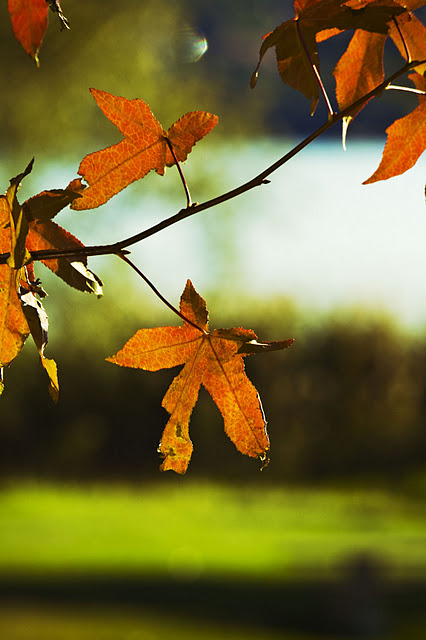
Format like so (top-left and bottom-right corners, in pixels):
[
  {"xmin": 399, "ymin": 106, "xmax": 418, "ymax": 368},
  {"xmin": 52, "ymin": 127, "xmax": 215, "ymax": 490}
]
[
  {"xmin": 251, "ymin": 0, "xmax": 407, "ymax": 112},
  {"xmin": 363, "ymin": 73, "xmax": 426, "ymax": 184},
  {"xmin": 8, "ymin": 0, "xmax": 48, "ymax": 66},
  {"xmin": 107, "ymin": 280, "xmax": 293, "ymax": 474},
  {"xmin": 71, "ymin": 89, "xmax": 218, "ymax": 211},
  {"xmin": 389, "ymin": 15, "xmax": 426, "ymax": 76},
  {"xmin": 25, "ymin": 219, "xmax": 103, "ymax": 295}
]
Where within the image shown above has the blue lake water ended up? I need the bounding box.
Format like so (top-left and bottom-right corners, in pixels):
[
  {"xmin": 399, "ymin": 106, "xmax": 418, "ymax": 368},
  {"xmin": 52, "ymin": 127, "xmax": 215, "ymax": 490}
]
[{"xmin": 4, "ymin": 139, "xmax": 426, "ymax": 331}]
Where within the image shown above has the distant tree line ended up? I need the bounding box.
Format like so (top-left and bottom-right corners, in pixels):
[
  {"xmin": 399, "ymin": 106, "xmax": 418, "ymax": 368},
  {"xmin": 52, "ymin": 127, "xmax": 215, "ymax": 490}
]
[{"xmin": 1, "ymin": 316, "xmax": 423, "ymax": 486}]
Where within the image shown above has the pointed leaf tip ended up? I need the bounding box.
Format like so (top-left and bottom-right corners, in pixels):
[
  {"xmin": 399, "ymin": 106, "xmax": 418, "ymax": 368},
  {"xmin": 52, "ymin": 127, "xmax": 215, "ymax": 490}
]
[
  {"xmin": 250, "ymin": 70, "xmax": 259, "ymax": 88},
  {"xmin": 363, "ymin": 74, "xmax": 426, "ymax": 184}
]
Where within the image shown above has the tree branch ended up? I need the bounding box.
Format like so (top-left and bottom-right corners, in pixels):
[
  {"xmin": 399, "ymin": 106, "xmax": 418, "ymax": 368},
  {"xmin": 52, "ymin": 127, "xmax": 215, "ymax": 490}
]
[{"xmin": 0, "ymin": 58, "xmax": 424, "ymax": 267}]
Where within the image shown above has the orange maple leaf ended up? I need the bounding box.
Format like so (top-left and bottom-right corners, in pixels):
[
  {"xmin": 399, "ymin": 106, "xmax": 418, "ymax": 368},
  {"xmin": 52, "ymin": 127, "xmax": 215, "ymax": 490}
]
[
  {"xmin": 71, "ymin": 89, "xmax": 219, "ymax": 211},
  {"xmin": 363, "ymin": 73, "xmax": 426, "ymax": 184},
  {"xmin": 107, "ymin": 280, "xmax": 294, "ymax": 474},
  {"xmin": 251, "ymin": 0, "xmax": 406, "ymax": 113}
]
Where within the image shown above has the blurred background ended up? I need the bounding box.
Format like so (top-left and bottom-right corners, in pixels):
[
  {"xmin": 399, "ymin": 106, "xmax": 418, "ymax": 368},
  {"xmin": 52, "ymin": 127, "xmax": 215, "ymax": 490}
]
[{"xmin": 0, "ymin": 1, "xmax": 425, "ymax": 638}]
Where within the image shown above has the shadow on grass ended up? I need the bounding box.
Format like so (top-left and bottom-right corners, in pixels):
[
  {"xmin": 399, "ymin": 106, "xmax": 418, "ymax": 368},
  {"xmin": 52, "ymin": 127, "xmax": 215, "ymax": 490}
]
[{"xmin": 1, "ymin": 561, "xmax": 425, "ymax": 637}]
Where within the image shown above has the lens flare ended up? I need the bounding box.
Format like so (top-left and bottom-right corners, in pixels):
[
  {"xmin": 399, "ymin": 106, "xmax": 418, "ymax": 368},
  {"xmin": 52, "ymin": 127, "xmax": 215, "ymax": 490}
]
[{"xmin": 175, "ymin": 24, "xmax": 208, "ymax": 63}]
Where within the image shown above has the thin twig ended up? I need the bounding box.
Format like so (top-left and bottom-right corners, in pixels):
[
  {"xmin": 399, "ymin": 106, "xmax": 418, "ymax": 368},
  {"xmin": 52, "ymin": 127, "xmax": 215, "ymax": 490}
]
[
  {"xmin": 0, "ymin": 58, "xmax": 424, "ymax": 266},
  {"xmin": 164, "ymin": 136, "xmax": 192, "ymax": 207},
  {"xmin": 392, "ymin": 16, "xmax": 411, "ymax": 63},
  {"xmin": 296, "ymin": 18, "xmax": 334, "ymax": 117},
  {"xmin": 117, "ymin": 252, "xmax": 205, "ymax": 333}
]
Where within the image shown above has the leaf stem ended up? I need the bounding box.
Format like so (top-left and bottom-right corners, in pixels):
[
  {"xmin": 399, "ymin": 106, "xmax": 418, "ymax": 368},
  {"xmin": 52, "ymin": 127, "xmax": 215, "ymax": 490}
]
[
  {"xmin": 0, "ymin": 59, "xmax": 424, "ymax": 266},
  {"xmin": 392, "ymin": 16, "xmax": 411, "ymax": 63},
  {"xmin": 296, "ymin": 18, "xmax": 334, "ymax": 117},
  {"xmin": 163, "ymin": 136, "xmax": 192, "ymax": 208},
  {"xmin": 117, "ymin": 252, "xmax": 205, "ymax": 333}
]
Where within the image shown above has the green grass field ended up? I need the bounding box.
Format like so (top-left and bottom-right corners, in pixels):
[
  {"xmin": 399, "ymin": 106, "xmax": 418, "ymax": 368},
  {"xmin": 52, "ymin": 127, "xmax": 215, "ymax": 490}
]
[
  {"xmin": 1, "ymin": 481, "xmax": 426, "ymax": 639},
  {"xmin": 1, "ymin": 481, "xmax": 425, "ymax": 579}
]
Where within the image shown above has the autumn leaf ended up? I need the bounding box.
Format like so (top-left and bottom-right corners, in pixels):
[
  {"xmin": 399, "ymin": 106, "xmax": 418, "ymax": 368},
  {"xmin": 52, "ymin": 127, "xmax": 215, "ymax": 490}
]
[
  {"xmin": 71, "ymin": 89, "xmax": 219, "ymax": 211},
  {"xmin": 107, "ymin": 280, "xmax": 293, "ymax": 474},
  {"xmin": 8, "ymin": 0, "xmax": 48, "ymax": 66},
  {"xmin": 0, "ymin": 162, "xmax": 58, "ymax": 398},
  {"xmin": 0, "ymin": 163, "xmax": 103, "ymax": 396},
  {"xmin": 0, "ymin": 196, "xmax": 30, "ymax": 378},
  {"xmin": 0, "ymin": 174, "xmax": 103, "ymax": 295},
  {"xmin": 329, "ymin": 9, "xmax": 426, "ymax": 145},
  {"xmin": 363, "ymin": 73, "xmax": 426, "ymax": 184},
  {"xmin": 8, "ymin": 0, "xmax": 69, "ymax": 66},
  {"xmin": 0, "ymin": 163, "xmax": 33, "ymax": 392},
  {"xmin": 333, "ymin": 29, "xmax": 386, "ymax": 146},
  {"xmin": 251, "ymin": 0, "xmax": 406, "ymax": 113},
  {"xmin": 24, "ymin": 190, "xmax": 103, "ymax": 295},
  {"xmin": 251, "ymin": 20, "xmax": 320, "ymax": 113}
]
